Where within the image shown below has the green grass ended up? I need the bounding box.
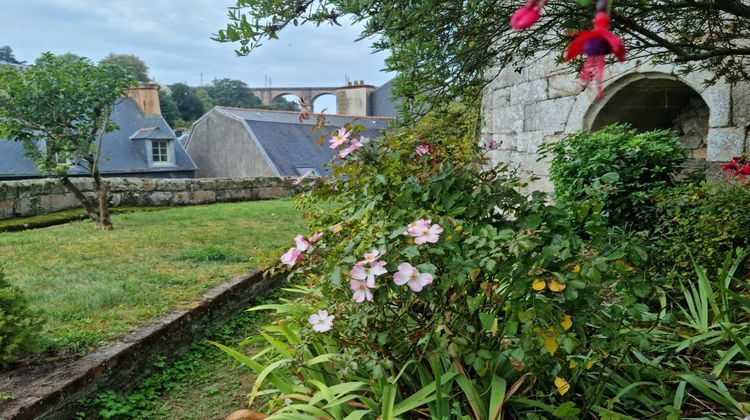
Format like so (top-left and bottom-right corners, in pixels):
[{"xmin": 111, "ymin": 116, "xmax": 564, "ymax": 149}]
[
  {"xmin": 82, "ymin": 296, "xmax": 275, "ymax": 419},
  {"xmin": 0, "ymin": 199, "xmax": 303, "ymax": 354}
]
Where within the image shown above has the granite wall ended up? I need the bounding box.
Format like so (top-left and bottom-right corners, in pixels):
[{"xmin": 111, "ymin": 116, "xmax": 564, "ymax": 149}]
[
  {"xmin": 481, "ymin": 55, "xmax": 750, "ymax": 193},
  {"xmin": 0, "ymin": 177, "xmax": 306, "ymax": 220}
]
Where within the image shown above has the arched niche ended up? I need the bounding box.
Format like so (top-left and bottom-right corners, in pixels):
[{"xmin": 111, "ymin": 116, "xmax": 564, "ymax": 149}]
[{"xmin": 585, "ymin": 73, "xmax": 710, "ymax": 176}]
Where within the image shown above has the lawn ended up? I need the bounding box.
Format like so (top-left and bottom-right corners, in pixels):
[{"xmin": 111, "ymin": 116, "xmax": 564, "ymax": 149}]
[{"xmin": 0, "ymin": 199, "xmax": 303, "ymax": 355}]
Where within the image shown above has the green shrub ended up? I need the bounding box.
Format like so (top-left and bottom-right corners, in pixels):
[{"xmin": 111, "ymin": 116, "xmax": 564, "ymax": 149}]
[
  {"xmin": 0, "ymin": 267, "xmax": 43, "ymax": 367},
  {"xmin": 648, "ymin": 181, "xmax": 750, "ymax": 279},
  {"xmin": 539, "ymin": 124, "xmax": 685, "ymax": 226}
]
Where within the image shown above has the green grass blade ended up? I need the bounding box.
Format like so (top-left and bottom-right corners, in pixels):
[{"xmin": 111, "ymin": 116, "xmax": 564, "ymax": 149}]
[
  {"xmin": 489, "ymin": 375, "xmax": 507, "ymax": 420},
  {"xmin": 456, "ymin": 373, "xmax": 488, "ymax": 420}
]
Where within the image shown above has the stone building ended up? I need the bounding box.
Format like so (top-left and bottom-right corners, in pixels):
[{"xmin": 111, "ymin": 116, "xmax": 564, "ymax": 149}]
[
  {"xmin": 185, "ymin": 107, "xmax": 391, "ymax": 178},
  {"xmin": 0, "ymin": 83, "xmax": 197, "ymax": 180},
  {"xmin": 481, "ymin": 55, "xmax": 749, "ymax": 193}
]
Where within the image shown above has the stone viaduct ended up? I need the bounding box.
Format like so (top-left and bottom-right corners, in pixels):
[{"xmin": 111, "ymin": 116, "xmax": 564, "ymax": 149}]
[{"xmin": 250, "ymin": 80, "xmax": 375, "ymax": 116}]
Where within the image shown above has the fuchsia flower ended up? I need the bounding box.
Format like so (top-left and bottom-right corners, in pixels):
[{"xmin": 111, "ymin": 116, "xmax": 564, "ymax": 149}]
[
  {"xmin": 308, "ymin": 310, "xmax": 334, "ymax": 332},
  {"xmin": 280, "ymin": 247, "xmax": 303, "ymax": 267},
  {"xmin": 415, "ymin": 144, "xmax": 431, "ymax": 156},
  {"xmin": 310, "ymin": 231, "xmax": 324, "ymax": 243},
  {"xmin": 350, "ymin": 278, "xmax": 375, "ymax": 302},
  {"xmin": 510, "ymin": 0, "xmax": 544, "ymax": 31},
  {"xmin": 338, "ymin": 136, "xmax": 366, "ymax": 158},
  {"xmin": 404, "ymin": 218, "xmax": 443, "ymax": 244},
  {"xmin": 329, "ymin": 127, "xmax": 350, "ymax": 149},
  {"xmin": 393, "ymin": 263, "xmax": 434, "ymax": 292},
  {"xmin": 565, "ymin": 11, "xmax": 626, "ymax": 99},
  {"xmin": 294, "ymin": 235, "xmax": 310, "ymax": 251}
]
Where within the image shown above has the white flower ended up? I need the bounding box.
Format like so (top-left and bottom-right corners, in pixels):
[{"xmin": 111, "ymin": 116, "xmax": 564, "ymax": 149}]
[
  {"xmin": 350, "ymin": 279, "xmax": 374, "ymax": 302},
  {"xmin": 308, "ymin": 310, "xmax": 334, "ymax": 332},
  {"xmin": 413, "ymin": 223, "xmax": 443, "ymax": 245},
  {"xmin": 294, "ymin": 234, "xmax": 310, "ymax": 251}
]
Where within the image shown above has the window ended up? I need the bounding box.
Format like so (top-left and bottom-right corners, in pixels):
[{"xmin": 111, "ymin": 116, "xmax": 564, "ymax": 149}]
[{"xmin": 151, "ymin": 140, "xmax": 170, "ymax": 164}]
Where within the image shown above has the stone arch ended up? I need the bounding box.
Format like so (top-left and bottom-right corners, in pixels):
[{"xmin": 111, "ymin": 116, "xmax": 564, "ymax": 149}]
[
  {"xmin": 312, "ymin": 92, "xmax": 338, "ymax": 114},
  {"xmin": 570, "ymin": 71, "xmax": 714, "ymax": 176},
  {"xmin": 271, "ymin": 93, "xmax": 302, "ymax": 111}
]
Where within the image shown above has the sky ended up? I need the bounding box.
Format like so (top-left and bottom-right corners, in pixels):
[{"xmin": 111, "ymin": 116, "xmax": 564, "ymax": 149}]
[{"xmin": 1, "ymin": 0, "xmax": 393, "ymax": 90}]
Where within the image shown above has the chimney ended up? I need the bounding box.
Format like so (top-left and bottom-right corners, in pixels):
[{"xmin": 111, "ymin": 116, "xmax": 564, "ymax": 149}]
[{"xmin": 126, "ymin": 82, "xmax": 161, "ymax": 116}]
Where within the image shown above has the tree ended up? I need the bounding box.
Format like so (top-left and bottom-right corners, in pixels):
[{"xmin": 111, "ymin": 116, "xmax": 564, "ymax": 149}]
[
  {"xmin": 159, "ymin": 88, "xmax": 180, "ymax": 126},
  {"xmin": 195, "ymin": 87, "xmax": 216, "ymax": 111},
  {"xmin": 0, "ymin": 46, "xmax": 24, "ymax": 64},
  {"xmin": 100, "ymin": 53, "xmax": 150, "ymax": 82},
  {"xmin": 0, "ymin": 53, "xmax": 135, "ymax": 230},
  {"xmin": 35, "ymin": 52, "xmax": 84, "ymax": 65},
  {"xmin": 271, "ymin": 96, "xmax": 300, "ymax": 111},
  {"xmin": 170, "ymin": 83, "xmax": 205, "ymax": 121},
  {"xmin": 215, "ymin": 0, "xmax": 750, "ymax": 116},
  {"xmin": 205, "ymin": 78, "xmax": 262, "ymax": 108}
]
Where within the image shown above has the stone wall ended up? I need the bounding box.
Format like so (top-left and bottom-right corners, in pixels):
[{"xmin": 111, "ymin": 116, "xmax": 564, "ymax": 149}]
[
  {"xmin": 481, "ymin": 54, "xmax": 750, "ymax": 193},
  {"xmin": 0, "ymin": 177, "xmax": 306, "ymax": 220}
]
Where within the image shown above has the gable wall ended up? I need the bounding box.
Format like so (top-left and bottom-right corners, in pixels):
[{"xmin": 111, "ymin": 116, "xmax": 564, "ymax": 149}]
[{"xmin": 187, "ymin": 111, "xmax": 277, "ymax": 178}]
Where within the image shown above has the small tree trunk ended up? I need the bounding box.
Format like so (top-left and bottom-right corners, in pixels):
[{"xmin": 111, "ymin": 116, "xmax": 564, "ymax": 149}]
[
  {"xmin": 90, "ymin": 163, "xmax": 113, "ymax": 230},
  {"xmin": 60, "ymin": 177, "xmax": 99, "ymax": 223}
]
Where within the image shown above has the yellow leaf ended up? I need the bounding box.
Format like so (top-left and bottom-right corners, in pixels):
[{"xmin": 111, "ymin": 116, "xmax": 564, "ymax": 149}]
[
  {"xmin": 569, "ymin": 360, "xmax": 578, "ymax": 369},
  {"xmin": 585, "ymin": 358, "xmax": 597, "ymax": 370},
  {"xmin": 567, "ymin": 263, "xmax": 581, "ymax": 273},
  {"xmin": 532, "ymin": 279, "xmax": 546, "ymax": 291},
  {"xmin": 534, "ymin": 327, "xmax": 558, "ymax": 355},
  {"xmin": 455, "ymin": 225, "xmax": 463, "ymax": 232},
  {"xmin": 549, "ymin": 279, "xmax": 567, "ymax": 292},
  {"xmin": 554, "ymin": 377, "xmax": 571, "ymax": 396},
  {"xmin": 490, "ymin": 317, "xmax": 499, "ymax": 335},
  {"xmin": 329, "ymin": 222, "xmax": 344, "ymax": 233},
  {"xmin": 543, "ymin": 335, "xmax": 558, "ymax": 355},
  {"xmin": 560, "ymin": 314, "xmax": 572, "ymax": 331}
]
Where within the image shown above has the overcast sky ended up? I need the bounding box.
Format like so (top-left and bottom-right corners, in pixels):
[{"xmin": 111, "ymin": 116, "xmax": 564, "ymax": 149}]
[{"xmin": 1, "ymin": 0, "xmax": 392, "ymax": 89}]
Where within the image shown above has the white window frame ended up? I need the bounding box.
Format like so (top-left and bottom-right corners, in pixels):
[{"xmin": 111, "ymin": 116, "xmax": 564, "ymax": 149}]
[{"xmin": 147, "ymin": 139, "xmax": 175, "ymax": 166}]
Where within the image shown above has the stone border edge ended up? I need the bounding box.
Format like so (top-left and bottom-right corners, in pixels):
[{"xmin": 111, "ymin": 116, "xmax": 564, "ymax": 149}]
[{"xmin": 1, "ymin": 268, "xmax": 281, "ymax": 420}]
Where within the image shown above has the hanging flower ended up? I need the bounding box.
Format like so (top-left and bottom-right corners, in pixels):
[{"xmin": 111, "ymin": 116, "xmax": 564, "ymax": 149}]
[
  {"xmin": 329, "ymin": 127, "xmax": 350, "ymax": 149},
  {"xmin": 294, "ymin": 234, "xmax": 310, "ymax": 251},
  {"xmin": 393, "ymin": 263, "xmax": 434, "ymax": 292},
  {"xmin": 338, "ymin": 136, "xmax": 366, "ymax": 158},
  {"xmin": 564, "ymin": 11, "xmax": 626, "ymax": 98},
  {"xmin": 350, "ymin": 278, "xmax": 375, "ymax": 302},
  {"xmin": 308, "ymin": 310, "xmax": 334, "ymax": 332},
  {"xmin": 510, "ymin": 0, "xmax": 544, "ymax": 31},
  {"xmin": 280, "ymin": 247, "xmax": 302, "ymax": 267},
  {"xmin": 415, "ymin": 143, "xmax": 431, "ymax": 156},
  {"xmin": 310, "ymin": 231, "xmax": 325, "ymax": 243},
  {"xmin": 350, "ymin": 260, "xmax": 388, "ymax": 284}
]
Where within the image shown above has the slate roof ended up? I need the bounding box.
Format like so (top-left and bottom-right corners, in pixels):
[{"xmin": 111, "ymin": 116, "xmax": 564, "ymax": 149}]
[
  {"xmin": 0, "ymin": 97, "xmax": 197, "ymax": 179},
  {"xmin": 212, "ymin": 107, "xmax": 392, "ymax": 177},
  {"xmin": 370, "ymin": 79, "xmax": 401, "ymax": 118}
]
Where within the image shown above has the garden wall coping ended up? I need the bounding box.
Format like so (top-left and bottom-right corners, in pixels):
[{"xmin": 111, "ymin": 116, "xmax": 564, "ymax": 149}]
[{"xmin": 0, "ymin": 269, "xmax": 282, "ymax": 420}]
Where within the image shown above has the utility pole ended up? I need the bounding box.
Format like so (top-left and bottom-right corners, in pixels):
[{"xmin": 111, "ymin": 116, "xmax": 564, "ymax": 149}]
[{"xmin": 200, "ymin": 73, "xmax": 204, "ymax": 87}]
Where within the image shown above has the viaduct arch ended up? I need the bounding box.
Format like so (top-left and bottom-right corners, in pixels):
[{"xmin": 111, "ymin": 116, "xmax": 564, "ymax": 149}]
[{"xmin": 249, "ymin": 81, "xmax": 375, "ymax": 116}]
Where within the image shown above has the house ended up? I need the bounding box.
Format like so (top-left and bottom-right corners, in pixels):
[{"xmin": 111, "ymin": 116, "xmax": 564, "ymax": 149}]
[
  {"xmin": 0, "ymin": 83, "xmax": 197, "ymax": 180},
  {"xmin": 185, "ymin": 107, "xmax": 391, "ymax": 178}
]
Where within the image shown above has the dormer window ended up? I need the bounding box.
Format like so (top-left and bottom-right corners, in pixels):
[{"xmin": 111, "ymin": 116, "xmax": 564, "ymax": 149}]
[{"xmin": 152, "ymin": 140, "xmax": 170, "ymax": 164}]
